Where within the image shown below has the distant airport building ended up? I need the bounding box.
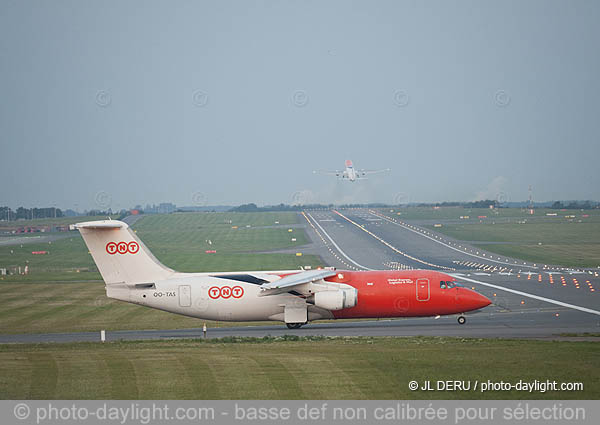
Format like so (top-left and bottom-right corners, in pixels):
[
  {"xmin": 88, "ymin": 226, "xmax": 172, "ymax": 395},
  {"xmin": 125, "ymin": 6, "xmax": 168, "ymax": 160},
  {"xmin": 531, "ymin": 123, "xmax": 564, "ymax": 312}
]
[{"xmin": 142, "ymin": 203, "xmax": 177, "ymax": 214}]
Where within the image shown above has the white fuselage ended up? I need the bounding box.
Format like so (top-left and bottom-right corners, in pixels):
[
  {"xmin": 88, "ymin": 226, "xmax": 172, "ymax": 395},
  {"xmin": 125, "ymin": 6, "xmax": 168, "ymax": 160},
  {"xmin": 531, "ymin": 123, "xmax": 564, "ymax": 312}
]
[
  {"xmin": 107, "ymin": 273, "xmax": 336, "ymax": 322},
  {"xmin": 343, "ymin": 165, "xmax": 357, "ymax": 181}
]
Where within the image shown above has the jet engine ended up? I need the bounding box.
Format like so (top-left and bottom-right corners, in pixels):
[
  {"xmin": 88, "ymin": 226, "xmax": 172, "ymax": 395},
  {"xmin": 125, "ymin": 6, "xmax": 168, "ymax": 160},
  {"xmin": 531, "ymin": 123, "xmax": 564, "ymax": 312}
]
[{"xmin": 313, "ymin": 288, "xmax": 357, "ymax": 311}]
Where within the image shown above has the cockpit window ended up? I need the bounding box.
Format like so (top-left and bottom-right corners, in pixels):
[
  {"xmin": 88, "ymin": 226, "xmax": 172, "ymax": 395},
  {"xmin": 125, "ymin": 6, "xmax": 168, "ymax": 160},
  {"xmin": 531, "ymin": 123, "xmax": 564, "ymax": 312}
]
[{"xmin": 440, "ymin": 281, "xmax": 460, "ymax": 289}]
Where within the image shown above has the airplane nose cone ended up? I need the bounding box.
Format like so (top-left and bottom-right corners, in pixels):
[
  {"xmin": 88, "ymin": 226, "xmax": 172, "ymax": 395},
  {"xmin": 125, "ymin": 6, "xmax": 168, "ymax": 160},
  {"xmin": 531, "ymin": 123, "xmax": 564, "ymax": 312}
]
[
  {"xmin": 476, "ymin": 293, "xmax": 493, "ymax": 309},
  {"xmin": 456, "ymin": 289, "xmax": 492, "ymax": 311}
]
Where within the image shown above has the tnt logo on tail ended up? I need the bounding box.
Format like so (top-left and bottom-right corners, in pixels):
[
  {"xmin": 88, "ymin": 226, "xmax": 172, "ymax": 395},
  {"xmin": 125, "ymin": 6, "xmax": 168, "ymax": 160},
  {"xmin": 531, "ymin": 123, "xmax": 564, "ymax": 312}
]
[{"xmin": 106, "ymin": 241, "xmax": 139, "ymax": 255}]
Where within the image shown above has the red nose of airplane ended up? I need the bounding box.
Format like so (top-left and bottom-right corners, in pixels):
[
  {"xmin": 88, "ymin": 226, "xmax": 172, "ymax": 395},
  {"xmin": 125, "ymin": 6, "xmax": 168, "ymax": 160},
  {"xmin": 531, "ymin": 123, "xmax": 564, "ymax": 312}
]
[{"xmin": 457, "ymin": 289, "xmax": 492, "ymax": 311}]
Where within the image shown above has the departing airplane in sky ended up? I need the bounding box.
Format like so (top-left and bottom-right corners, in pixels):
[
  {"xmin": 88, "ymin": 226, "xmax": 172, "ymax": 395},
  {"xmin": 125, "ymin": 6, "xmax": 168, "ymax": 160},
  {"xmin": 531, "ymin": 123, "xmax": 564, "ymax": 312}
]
[
  {"xmin": 314, "ymin": 160, "xmax": 390, "ymax": 182},
  {"xmin": 76, "ymin": 220, "xmax": 491, "ymax": 329}
]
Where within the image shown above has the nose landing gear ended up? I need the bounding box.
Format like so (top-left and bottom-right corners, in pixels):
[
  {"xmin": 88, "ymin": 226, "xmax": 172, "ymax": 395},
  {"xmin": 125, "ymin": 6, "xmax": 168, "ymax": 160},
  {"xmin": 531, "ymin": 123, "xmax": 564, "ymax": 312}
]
[{"xmin": 457, "ymin": 315, "xmax": 466, "ymax": 325}]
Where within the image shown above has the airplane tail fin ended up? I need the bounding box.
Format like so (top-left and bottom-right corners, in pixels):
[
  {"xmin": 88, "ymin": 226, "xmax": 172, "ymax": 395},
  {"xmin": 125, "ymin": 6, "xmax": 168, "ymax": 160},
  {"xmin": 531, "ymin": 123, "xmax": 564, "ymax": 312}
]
[{"xmin": 76, "ymin": 220, "xmax": 174, "ymax": 285}]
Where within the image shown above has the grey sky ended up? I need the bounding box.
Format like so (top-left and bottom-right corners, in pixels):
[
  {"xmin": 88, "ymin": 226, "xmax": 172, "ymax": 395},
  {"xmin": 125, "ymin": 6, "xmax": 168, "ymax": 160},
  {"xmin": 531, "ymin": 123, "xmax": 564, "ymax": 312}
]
[{"xmin": 1, "ymin": 0, "xmax": 599, "ymax": 211}]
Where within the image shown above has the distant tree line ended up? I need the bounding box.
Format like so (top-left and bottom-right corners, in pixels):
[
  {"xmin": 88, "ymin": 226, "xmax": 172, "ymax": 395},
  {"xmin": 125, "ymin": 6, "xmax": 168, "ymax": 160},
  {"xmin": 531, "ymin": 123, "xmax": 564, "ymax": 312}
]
[
  {"xmin": 229, "ymin": 203, "xmax": 304, "ymax": 212},
  {"xmin": 0, "ymin": 206, "xmax": 63, "ymax": 221},
  {"xmin": 86, "ymin": 209, "xmax": 115, "ymax": 216},
  {"xmin": 229, "ymin": 199, "xmax": 599, "ymax": 212},
  {"xmin": 86, "ymin": 209, "xmax": 131, "ymax": 220},
  {"xmin": 2, "ymin": 199, "xmax": 597, "ymax": 221},
  {"xmin": 415, "ymin": 200, "xmax": 498, "ymax": 208},
  {"xmin": 550, "ymin": 200, "xmax": 598, "ymax": 209},
  {"xmin": 228, "ymin": 201, "xmax": 500, "ymax": 212}
]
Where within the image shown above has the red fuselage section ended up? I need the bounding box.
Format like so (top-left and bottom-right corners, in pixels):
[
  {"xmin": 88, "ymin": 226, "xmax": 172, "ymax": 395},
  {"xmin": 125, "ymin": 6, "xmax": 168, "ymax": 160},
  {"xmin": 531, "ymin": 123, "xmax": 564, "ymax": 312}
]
[{"xmin": 322, "ymin": 270, "xmax": 491, "ymax": 319}]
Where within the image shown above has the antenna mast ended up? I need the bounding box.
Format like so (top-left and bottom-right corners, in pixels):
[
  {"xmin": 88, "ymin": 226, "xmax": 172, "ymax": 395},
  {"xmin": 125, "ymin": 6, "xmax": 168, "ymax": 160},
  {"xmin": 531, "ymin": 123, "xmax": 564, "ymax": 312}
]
[{"xmin": 528, "ymin": 185, "xmax": 534, "ymax": 215}]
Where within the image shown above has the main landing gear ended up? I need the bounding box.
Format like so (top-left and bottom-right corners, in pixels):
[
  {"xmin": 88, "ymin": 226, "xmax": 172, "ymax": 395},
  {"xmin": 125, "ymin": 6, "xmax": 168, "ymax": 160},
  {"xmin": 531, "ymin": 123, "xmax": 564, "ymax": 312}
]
[
  {"xmin": 286, "ymin": 323, "xmax": 304, "ymax": 329},
  {"xmin": 457, "ymin": 315, "xmax": 466, "ymax": 325}
]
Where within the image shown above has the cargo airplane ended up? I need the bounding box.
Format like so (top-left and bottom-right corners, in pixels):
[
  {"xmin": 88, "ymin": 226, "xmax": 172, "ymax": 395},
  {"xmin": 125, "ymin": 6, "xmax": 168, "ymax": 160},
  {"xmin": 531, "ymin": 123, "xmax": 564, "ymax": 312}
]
[
  {"xmin": 76, "ymin": 220, "xmax": 491, "ymax": 329},
  {"xmin": 314, "ymin": 160, "xmax": 390, "ymax": 182}
]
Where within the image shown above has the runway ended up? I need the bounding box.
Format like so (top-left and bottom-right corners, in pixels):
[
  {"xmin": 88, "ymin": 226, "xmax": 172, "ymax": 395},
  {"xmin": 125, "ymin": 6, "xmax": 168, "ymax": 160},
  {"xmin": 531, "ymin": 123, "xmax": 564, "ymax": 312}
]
[
  {"xmin": 301, "ymin": 208, "xmax": 600, "ymax": 337},
  {"xmin": 0, "ymin": 309, "xmax": 597, "ymax": 344},
  {"xmin": 1, "ymin": 208, "xmax": 599, "ymax": 344}
]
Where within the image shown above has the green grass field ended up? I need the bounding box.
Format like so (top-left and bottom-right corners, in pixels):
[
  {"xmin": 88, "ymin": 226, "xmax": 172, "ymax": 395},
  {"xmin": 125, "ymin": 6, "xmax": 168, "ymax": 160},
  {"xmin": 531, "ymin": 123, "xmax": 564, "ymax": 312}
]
[
  {"xmin": 134, "ymin": 212, "xmax": 315, "ymax": 272},
  {"xmin": 0, "ymin": 215, "xmax": 116, "ymax": 230},
  {"xmin": 1, "ymin": 337, "xmax": 597, "ymax": 399},
  {"xmin": 383, "ymin": 207, "xmax": 545, "ymax": 221},
  {"xmin": 383, "ymin": 206, "xmax": 600, "ymax": 223},
  {"xmin": 380, "ymin": 208, "xmax": 600, "ymax": 268},
  {"xmin": 0, "ymin": 215, "xmax": 118, "ymax": 279},
  {"xmin": 429, "ymin": 219, "xmax": 600, "ymax": 268},
  {"xmin": 0, "ymin": 212, "xmax": 319, "ymax": 278},
  {"xmin": 0, "ymin": 212, "xmax": 322, "ymax": 334},
  {"xmin": 0, "ymin": 280, "xmax": 284, "ymax": 334}
]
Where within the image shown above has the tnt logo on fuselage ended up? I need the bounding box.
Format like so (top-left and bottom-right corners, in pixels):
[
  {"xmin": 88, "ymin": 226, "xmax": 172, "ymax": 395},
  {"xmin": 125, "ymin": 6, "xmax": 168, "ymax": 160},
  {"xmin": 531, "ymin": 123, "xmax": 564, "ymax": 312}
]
[
  {"xmin": 106, "ymin": 241, "xmax": 139, "ymax": 255},
  {"xmin": 208, "ymin": 285, "xmax": 244, "ymax": 299}
]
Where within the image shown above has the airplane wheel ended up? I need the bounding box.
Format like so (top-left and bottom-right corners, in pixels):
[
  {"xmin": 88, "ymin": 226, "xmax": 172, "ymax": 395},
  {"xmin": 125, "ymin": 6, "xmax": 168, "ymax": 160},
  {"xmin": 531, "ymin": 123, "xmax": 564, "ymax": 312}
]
[
  {"xmin": 286, "ymin": 323, "xmax": 303, "ymax": 330},
  {"xmin": 457, "ymin": 316, "xmax": 466, "ymax": 325}
]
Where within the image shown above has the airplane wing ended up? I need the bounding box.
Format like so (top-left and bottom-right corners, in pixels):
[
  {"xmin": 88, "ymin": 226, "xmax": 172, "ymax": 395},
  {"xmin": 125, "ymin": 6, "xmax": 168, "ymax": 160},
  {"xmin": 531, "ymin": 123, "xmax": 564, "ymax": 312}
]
[
  {"xmin": 357, "ymin": 168, "xmax": 391, "ymax": 176},
  {"xmin": 258, "ymin": 269, "xmax": 337, "ymax": 296},
  {"xmin": 313, "ymin": 170, "xmax": 343, "ymax": 176}
]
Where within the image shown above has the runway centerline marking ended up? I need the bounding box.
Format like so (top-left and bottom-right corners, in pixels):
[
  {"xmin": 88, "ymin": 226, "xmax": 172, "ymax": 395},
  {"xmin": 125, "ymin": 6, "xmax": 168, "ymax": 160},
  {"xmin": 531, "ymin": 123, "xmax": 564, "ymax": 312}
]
[
  {"xmin": 305, "ymin": 212, "xmax": 373, "ymax": 271},
  {"xmin": 334, "ymin": 210, "xmax": 451, "ymax": 270},
  {"xmin": 370, "ymin": 210, "xmax": 538, "ymax": 269},
  {"xmin": 454, "ymin": 274, "xmax": 600, "ymax": 317}
]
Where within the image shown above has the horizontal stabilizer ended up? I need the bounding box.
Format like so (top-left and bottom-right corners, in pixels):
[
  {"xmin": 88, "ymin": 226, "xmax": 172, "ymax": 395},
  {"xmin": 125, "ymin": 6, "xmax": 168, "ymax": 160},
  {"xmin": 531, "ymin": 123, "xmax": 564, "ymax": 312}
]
[{"xmin": 75, "ymin": 220, "xmax": 126, "ymax": 230}]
